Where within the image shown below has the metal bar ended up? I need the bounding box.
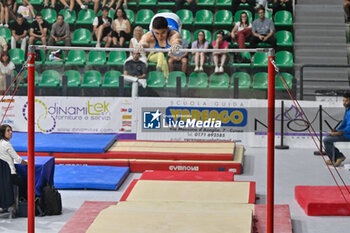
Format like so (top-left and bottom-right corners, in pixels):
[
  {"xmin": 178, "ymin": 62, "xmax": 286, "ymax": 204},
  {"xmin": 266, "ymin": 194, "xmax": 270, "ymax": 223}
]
[
  {"xmin": 314, "ymin": 105, "xmax": 324, "ymax": 155},
  {"xmin": 119, "ymin": 76, "xmax": 124, "ymax": 97},
  {"xmin": 267, "ymin": 49, "xmax": 276, "ymax": 233},
  {"xmin": 303, "ymin": 80, "xmax": 348, "ymax": 83},
  {"xmin": 33, "ymin": 45, "xmax": 269, "ymax": 53},
  {"xmin": 276, "ymin": 101, "xmax": 289, "ymax": 150},
  {"xmin": 233, "ymin": 77, "xmax": 239, "ymax": 99},
  {"xmin": 27, "ymin": 47, "xmax": 35, "ymax": 233},
  {"xmin": 176, "ymin": 76, "xmax": 181, "ymax": 97}
]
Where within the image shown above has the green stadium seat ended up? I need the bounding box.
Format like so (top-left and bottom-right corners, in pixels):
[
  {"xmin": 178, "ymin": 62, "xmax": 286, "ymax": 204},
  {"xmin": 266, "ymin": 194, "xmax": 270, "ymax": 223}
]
[
  {"xmin": 127, "ymin": 0, "xmax": 137, "ymax": 6},
  {"xmin": 59, "ymin": 9, "xmax": 76, "ymax": 24},
  {"xmin": 38, "ymin": 70, "xmax": 60, "ymax": 87},
  {"xmin": 232, "ymin": 52, "xmax": 251, "ymax": 68},
  {"xmin": 29, "ymin": 0, "xmax": 43, "ymax": 5},
  {"xmin": 231, "ymin": 72, "xmax": 251, "ymax": 89},
  {"xmin": 176, "ymin": 9, "xmax": 193, "ymax": 26},
  {"xmin": 107, "ymin": 51, "xmax": 126, "ymax": 66},
  {"xmin": 147, "ymin": 71, "xmax": 165, "ymax": 88},
  {"xmin": 86, "ymin": 51, "xmax": 106, "ymax": 65},
  {"xmin": 194, "ymin": 10, "xmax": 213, "ymax": 26},
  {"xmin": 252, "ymin": 72, "xmax": 268, "ymax": 89},
  {"xmin": 125, "ymin": 9, "xmax": 134, "ymax": 25},
  {"xmin": 9, "ymin": 48, "xmax": 25, "ymax": 65},
  {"xmin": 253, "ymin": 52, "xmax": 268, "ymax": 68},
  {"xmin": 193, "ymin": 29, "xmax": 212, "ymax": 44},
  {"xmin": 102, "ymin": 70, "xmax": 122, "ymax": 88},
  {"xmin": 76, "ymin": 9, "xmax": 95, "ymax": 25},
  {"xmin": 45, "ymin": 49, "xmax": 65, "ymax": 65},
  {"xmin": 167, "ymin": 71, "xmax": 187, "ymax": 88},
  {"xmin": 0, "ymin": 27, "xmax": 11, "ymax": 43},
  {"xmin": 62, "ymin": 70, "xmax": 81, "ymax": 87},
  {"xmin": 234, "ymin": 10, "xmax": 253, "ymax": 23},
  {"xmin": 254, "ymin": 10, "xmax": 272, "ymax": 20},
  {"xmin": 19, "ymin": 70, "xmax": 39, "ymax": 87},
  {"xmin": 181, "ymin": 29, "xmax": 192, "ymax": 44},
  {"xmin": 135, "ymin": 9, "xmax": 154, "ymax": 26},
  {"xmin": 139, "ymin": 0, "xmax": 157, "ymax": 6},
  {"xmin": 276, "ymin": 30, "xmax": 293, "ymax": 47},
  {"xmin": 274, "ymin": 10, "xmax": 292, "ymax": 27},
  {"xmin": 197, "ymin": 0, "xmax": 215, "ymax": 6},
  {"xmin": 157, "ymin": 9, "xmax": 172, "ymax": 14},
  {"xmin": 41, "ymin": 8, "xmax": 57, "ymax": 24},
  {"xmin": 71, "ymin": 28, "xmax": 91, "ymax": 45},
  {"xmin": 188, "ymin": 72, "xmax": 208, "ymax": 88},
  {"xmin": 275, "ymin": 72, "xmax": 293, "ymax": 90},
  {"xmin": 209, "ymin": 73, "xmax": 229, "ymax": 88},
  {"xmin": 66, "ymin": 50, "xmax": 86, "ymax": 66},
  {"xmin": 35, "ymin": 50, "xmax": 45, "ymax": 65},
  {"xmin": 81, "ymin": 70, "xmax": 102, "ymax": 88},
  {"xmin": 216, "ymin": 0, "xmax": 232, "ymax": 7},
  {"xmin": 214, "ymin": 10, "xmax": 233, "ymax": 26},
  {"xmin": 158, "ymin": 0, "xmax": 175, "ymax": 6},
  {"xmin": 275, "ymin": 51, "xmax": 293, "ymax": 68}
]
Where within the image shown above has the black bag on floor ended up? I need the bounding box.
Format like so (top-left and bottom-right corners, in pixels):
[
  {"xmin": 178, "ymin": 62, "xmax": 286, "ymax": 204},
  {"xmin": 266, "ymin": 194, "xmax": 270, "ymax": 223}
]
[
  {"xmin": 17, "ymin": 197, "xmax": 45, "ymax": 217},
  {"xmin": 41, "ymin": 185, "xmax": 62, "ymax": 215}
]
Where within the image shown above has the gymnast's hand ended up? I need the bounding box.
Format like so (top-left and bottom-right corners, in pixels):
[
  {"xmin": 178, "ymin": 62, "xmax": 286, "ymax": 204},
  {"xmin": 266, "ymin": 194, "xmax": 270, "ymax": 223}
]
[
  {"xmin": 134, "ymin": 44, "xmax": 145, "ymax": 53},
  {"xmin": 170, "ymin": 44, "xmax": 182, "ymax": 54}
]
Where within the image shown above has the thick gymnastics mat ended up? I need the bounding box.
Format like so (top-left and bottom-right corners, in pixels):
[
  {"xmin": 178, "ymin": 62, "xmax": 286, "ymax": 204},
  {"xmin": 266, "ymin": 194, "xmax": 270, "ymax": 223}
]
[
  {"xmin": 140, "ymin": 170, "xmax": 234, "ymax": 181},
  {"xmin": 59, "ymin": 201, "xmax": 116, "ymax": 233},
  {"xmin": 12, "ymin": 132, "xmax": 116, "ymax": 153},
  {"xmin": 54, "ymin": 165, "xmax": 129, "ymax": 190},
  {"xmin": 106, "ymin": 140, "xmax": 235, "ymax": 161},
  {"xmin": 121, "ymin": 180, "xmax": 255, "ymax": 204},
  {"xmin": 295, "ymin": 185, "xmax": 350, "ymax": 216},
  {"xmin": 86, "ymin": 203, "xmax": 253, "ymax": 233}
]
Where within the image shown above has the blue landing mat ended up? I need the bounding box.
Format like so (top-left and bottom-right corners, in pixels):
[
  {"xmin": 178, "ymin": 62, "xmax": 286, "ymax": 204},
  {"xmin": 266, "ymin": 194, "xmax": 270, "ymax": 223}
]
[
  {"xmin": 11, "ymin": 132, "xmax": 116, "ymax": 153},
  {"xmin": 54, "ymin": 165, "xmax": 130, "ymax": 190}
]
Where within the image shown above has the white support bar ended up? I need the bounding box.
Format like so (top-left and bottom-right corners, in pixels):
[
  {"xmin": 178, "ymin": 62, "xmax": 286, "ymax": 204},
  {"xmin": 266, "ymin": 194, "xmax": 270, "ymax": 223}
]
[{"xmin": 31, "ymin": 45, "xmax": 271, "ymax": 53}]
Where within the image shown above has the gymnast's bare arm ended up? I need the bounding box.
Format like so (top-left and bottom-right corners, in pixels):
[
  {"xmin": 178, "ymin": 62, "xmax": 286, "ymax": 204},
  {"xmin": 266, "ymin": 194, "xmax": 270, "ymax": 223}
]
[
  {"xmin": 168, "ymin": 30, "xmax": 182, "ymax": 46},
  {"xmin": 139, "ymin": 32, "xmax": 156, "ymax": 48}
]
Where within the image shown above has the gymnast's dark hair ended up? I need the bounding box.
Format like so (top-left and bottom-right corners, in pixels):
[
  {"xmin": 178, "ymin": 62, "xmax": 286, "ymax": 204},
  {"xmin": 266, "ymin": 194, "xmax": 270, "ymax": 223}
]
[
  {"xmin": 0, "ymin": 124, "xmax": 11, "ymax": 141},
  {"xmin": 343, "ymin": 92, "xmax": 350, "ymax": 98},
  {"xmin": 152, "ymin": 17, "xmax": 168, "ymax": 30}
]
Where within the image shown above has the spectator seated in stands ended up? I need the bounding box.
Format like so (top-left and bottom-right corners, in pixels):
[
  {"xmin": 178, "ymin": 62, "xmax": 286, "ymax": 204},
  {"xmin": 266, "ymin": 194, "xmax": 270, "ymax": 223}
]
[
  {"xmin": 48, "ymin": 14, "xmax": 71, "ymax": 47},
  {"xmin": 0, "ymin": 0, "xmax": 17, "ymax": 28},
  {"xmin": 192, "ymin": 30, "xmax": 209, "ymax": 72},
  {"xmin": 10, "ymin": 14, "xmax": 29, "ymax": 51},
  {"xmin": 212, "ymin": 30, "xmax": 229, "ymax": 74},
  {"xmin": 129, "ymin": 26, "xmax": 147, "ymax": 63},
  {"xmin": 17, "ymin": 0, "xmax": 35, "ymax": 21},
  {"xmin": 93, "ymin": 6, "xmax": 112, "ymax": 48},
  {"xmin": 123, "ymin": 51, "xmax": 147, "ymax": 97},
  {"xmin": 231, "ymin": 0, "xmax": 255, "ymax": 15},
  {"xmin": 273, "ymin": 0, "xmax": 292, "ymax": 13},
  {"xmin": 29, "ymin": 13, "xmax": 49, "ymax": 46},
  {"xmin": 176, "ymin": 0, "xmax": 196, "ymax": 14},
  {"xmin": 231, "ymin": 11, "xmax": 252, "ymax": 48},
  {"xmin": 44, "ymin": 0, "xmax": 73, "ymax": 10},
  {"xmin": 168, "ymin": 39, "xmax": 188, "ymax": 74},
  {"xmin": 345, "ymin": 0, "xmax": 350, "ymax": 23},
  {"xmin": 0, "ymin": 52, "xmax": 14, "ymax": 95},
  {"xmin": 74, "ymin": 0, "xmax": 99, "ymax": 13},
  {"xmin": 249, "ymin": 6, "xmax": 276, "ymax": 49},
  {"xmin": 0, "ymin": 36, "xmax": 8, "ymax": 55},
  {"xmin": 111, "ymin": 7, "xmax": 131, "ymax": 47}
]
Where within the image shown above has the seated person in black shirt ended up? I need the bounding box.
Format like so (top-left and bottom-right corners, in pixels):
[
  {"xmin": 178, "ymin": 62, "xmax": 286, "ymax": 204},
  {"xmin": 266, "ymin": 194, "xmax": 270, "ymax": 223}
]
[
  {"xmin": 123, "ymin": 51, "xmax": 147, "ymax": 97},
  {"xmin": 29, "ymin": 13, "xmax": 49, "ymax": 46},
  {"xmin": 10, "ymin": 14, "xmax": 29, "ymax": 51}
]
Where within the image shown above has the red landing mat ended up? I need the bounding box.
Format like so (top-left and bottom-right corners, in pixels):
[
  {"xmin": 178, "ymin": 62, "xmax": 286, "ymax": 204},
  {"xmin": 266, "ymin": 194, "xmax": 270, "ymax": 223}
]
[
  {"xmin": 59, "ymin": 201, "xmax": 116, "ymax": 233},
  {"xmin": 295, "ymin": 185, "xmax": 350, "ymax": 216},
  {"xmin": 140, "ymin": 170, "xmax": 234, "ymax": 181},
  {"xmin": 120, "ymin": 179, "xmax": 255, "ymax": 203},
  {"xmin": 254, "ymin": 205, "xmax": 293, "ymax": 233}
]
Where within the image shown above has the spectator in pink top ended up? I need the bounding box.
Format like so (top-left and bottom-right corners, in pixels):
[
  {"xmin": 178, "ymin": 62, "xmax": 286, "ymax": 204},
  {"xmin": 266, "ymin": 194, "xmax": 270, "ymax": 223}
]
[{"xmin": 212, "ymin": 30, "xmax": 229, "ymax": 73}]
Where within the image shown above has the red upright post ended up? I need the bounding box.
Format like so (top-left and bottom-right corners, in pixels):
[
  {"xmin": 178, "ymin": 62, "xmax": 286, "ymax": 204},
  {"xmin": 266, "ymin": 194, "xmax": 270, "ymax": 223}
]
[
  {"xmin": 267, "ymin": 49, "xmax": 275, "ymax": 233},
  {"xmin": 27, "ymin": 45, "xmax": 35, "ymax": 233}
]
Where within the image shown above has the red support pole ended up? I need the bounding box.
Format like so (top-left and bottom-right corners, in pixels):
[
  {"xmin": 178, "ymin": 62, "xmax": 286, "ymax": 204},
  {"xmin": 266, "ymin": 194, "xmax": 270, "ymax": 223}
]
[
  {"xmin": 267, "ymin": 49, "xmax": 275, "ymax": 233},
  {"xmin": 27, "ymin": 46, "xmax": 35, "ymax": 233}
]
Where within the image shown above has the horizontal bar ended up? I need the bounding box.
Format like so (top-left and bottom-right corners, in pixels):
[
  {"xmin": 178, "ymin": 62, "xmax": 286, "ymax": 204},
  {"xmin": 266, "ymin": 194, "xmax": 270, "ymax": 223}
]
[{"xmin": 31, "ymin": 45, "xmax": 270, "ymax": 53}]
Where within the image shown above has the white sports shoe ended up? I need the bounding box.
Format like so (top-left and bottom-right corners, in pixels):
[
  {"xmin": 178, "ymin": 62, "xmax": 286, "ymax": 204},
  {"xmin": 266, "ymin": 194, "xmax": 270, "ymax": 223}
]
[
  {"xmin": 81, "ymin": 4, "xmax": 87, "ymax": 9},
  {"xmin": 194, "ymin": 66, "xmax": 199, "ymax": 72},
  {"xmin": 199, "ymin": 67, "xmax": 204, "ymax": 72},
  {"xmin": 96, "ymin": 43, "xmax": 100, "ymax": 48},
  {"xmin": 214, "ymin": 67, "xmax": 219, "ymax": 73},
  {"xmin": 219, "ymin": 67, "xmax": 224, "ymax": 73},
  {"xmin": 138, "ymin": 79, "xmax": 147, "ymax": 88}
]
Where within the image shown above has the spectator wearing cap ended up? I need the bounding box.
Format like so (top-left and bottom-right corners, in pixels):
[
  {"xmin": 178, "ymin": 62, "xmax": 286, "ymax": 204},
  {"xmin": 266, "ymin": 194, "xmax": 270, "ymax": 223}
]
[
  {"xmin": 10, "ymin": 14, "xmax": 29, "ymax": 51},
  {"xmin": 212, "ymin": 30, "xmax": 229, "ymax": 74},
  {"xmin": 93, "ymin": 6, "xmax": 112, "ymax": 48},
  {"xmin": 29, "ymin": 13, "xmax": 49, "ymax": 46},
  {"xmin": 249, "ymin": 6, "xmax": 276, "ymax": 49},
  {"xmin": 48, "ymin": 14, "xmax": 71, "ymax": 47}
]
